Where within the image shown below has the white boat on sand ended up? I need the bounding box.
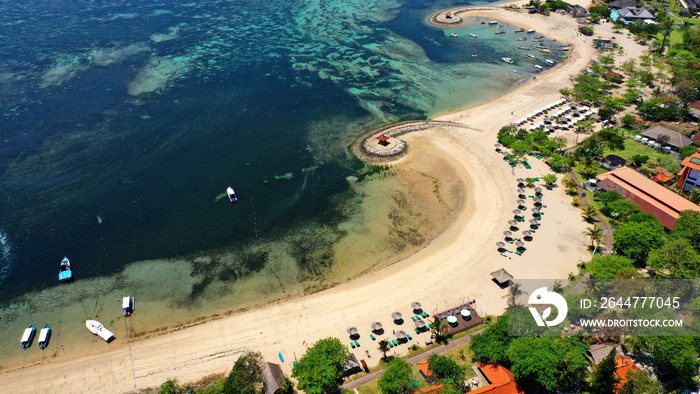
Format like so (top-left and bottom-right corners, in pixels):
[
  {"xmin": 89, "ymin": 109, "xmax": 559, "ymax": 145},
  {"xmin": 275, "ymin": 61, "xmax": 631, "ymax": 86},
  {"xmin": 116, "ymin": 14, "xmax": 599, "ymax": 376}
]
[{"xmin": 86, "ymin": 320, "xmax": 115, "ymax": 342}]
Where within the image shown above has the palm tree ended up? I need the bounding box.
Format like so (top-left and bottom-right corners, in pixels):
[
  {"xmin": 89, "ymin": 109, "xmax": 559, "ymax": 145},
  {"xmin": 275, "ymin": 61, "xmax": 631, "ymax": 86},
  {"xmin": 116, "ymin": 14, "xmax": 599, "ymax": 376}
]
[
  {"xmin": 502, "ymin": 282, "xmax": 527, "ymax": 308},
  {"xmin": 378, "ymin": 339, "xmax": 390, "ymax": 359},
  {"xmin": 583, "ymin": 225, "xmax": 604, "ymax": 248},
  {"xmin": 658, "ymin": 18, "xmax": 674, "ymax": 55},
  {"xmin": 581, "ymin": 205, "xmax": 599, "ymax": 223}
]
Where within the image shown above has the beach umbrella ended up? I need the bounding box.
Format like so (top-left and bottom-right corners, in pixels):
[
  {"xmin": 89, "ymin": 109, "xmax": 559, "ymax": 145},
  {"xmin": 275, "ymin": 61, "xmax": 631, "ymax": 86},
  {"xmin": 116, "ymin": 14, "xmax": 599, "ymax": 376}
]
[
  {"xmin": 533, "ymin": 198, "xmax": 542, "ymax": 203},
  {"xmin": 396, "ymin": 330, "xmax": 407, "ymax": 340},
  {"xmin": 411, "ymin": 301, "xmax": 422, "ymax": 310},
  {"xmin": 494, "ymin": 143, "xmax": 501, "ymax": 147},
  {"xmin": 508, "ymin": 220, "xmax": 518, "ymax": 227},
  {"xmin": 392, "ymin": 312, "xmax": 402, "ymax": 321},
  {"xmin": 532, "ymin": 207, "xmax": 541, "ymax": 213},
  {"xmin": 515, "ymin": 241, "xmax": 524, "ymax": 247},
  {"xmin": 523, "ymin": 231, "xmax": 532, "ymax": 237},
  {"xmin": 497, "ymin": 241, "xmax": 506, "ymax": 249},
  {"xmin": 517, "ymin": 188, "xmax": 526, "ymax": 193},
  {"xmin": 461, "ymin": 309, "xmax": 471, "ymax": 318},
  {"xmin": 512, "ymin": 209, "xmax": 521, "ymax": 215},
  {"xmin": 516, "ymin": 178, "xmax": 524, "ymax": 183},
  {"xmin": 503, "ymin": 231, "xmax": 512, "ymax": 237},
  {"xmin": 535, "ymin": 187, "xmax": 542, "ymax": 192},
  {"xmin": 371, "ymin": 321, "xmax": 383, "ymax": 331},
  {"xmin": 347, "ymin": 327, "xmax": 358, "ymax": 336},
  {"xmin": 516, "ymin": 199, "xmax": 525, "ymax": 205},
  {"xmin": 415, "ymin": 319, "xmax": 426, "ymax": 328},
  {"xmin": 447, "ymin": 315, "xmax": 458, "ymax": 324},
  {"xmin": 529, "ymin": 219, "xmax": 539, "ymax": 225}
]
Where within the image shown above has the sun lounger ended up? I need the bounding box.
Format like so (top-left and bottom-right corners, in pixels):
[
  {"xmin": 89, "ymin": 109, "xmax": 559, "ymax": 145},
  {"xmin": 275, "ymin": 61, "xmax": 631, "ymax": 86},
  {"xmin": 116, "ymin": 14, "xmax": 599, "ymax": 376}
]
[
  {"xmin": 351, "ymin": 342, "xmax": 356, "ymax": 348},
  {"xmin": 407, "ymin": 334, "xmax": 412, "ymax": 340},
  {"xmin": 411, "ymin": 316, "xmax": 417, "ymax": 321},
  {"xmin": 370, "ymin": 334, "xmax": 376, "ymax": 340},
  {"xmin": 355, "ymin": 340, "xmax": 360, "ymax": 347},
  {"xmin": 415, "ymin": 328, "xmax": 420, "ymax": 334},
  {"xmin": 422, "ymin": 312, "xmax": 429, "ymax": 318}
]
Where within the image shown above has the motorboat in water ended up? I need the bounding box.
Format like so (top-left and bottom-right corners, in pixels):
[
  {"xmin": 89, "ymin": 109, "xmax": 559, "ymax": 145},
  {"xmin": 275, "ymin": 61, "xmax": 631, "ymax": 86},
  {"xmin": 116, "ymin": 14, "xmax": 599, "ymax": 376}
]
[
  {"xmin": 451, "ymin": 33, "xmax": 458, "ymax": 37},
  {"xmin": 514, "ymin": 28, "xmax": 525, "ymax": 33},
  {"xmin": 59, "ymin": 257, "xmax": 72, "ymax": 282},
  {"xmin": 539, "ymin": 49, "xmax": 551, "ymax": 54},
  {"xmin": 38, "ymin": 325, "xmax": 51, "ymax": 349},
  {"xmin": 534, "ymin": 64, "xmax": 544, "ymax": 71},
  {"xmin": 489, "ymin": 21, "xmax": 498, "ymax": 25},
  {"xmin": 527, "ymin": 54, "xmax": 540, "ymax": 60},
  {"xmin": 527, "ymin": 29, "xmax": 536, "ymax": 34},
  {"xmin": 21, "ymin": 325, "xmax": 35, "ymax": 349},
  {"xmin": 502, "ymin": 57, "xmax": 514, "ymax": 64},
  {"xmin": 86, "ymin": 320, "xmax": 115, "ymax": 342},
  {"xmin": 516, "ymin": 37, "xmax": 527, "ymax": 41},
  {"xmin": 226, "ymin": 187, "xmax": 238, "ymax": 203},
  {"xmin": 544, "ymin": 59, "xmax": 556, "ymax": 66},
  {"xmin": 470, "ymin": 33, "xmax": 477, "ymax": 38},
  {"xmin": 517, "ymin": 46, "xmax": 530, "ymax": 50},
  {"xmin": 495, "ymin": 31, "xmax": 506, "ymax": 34}
]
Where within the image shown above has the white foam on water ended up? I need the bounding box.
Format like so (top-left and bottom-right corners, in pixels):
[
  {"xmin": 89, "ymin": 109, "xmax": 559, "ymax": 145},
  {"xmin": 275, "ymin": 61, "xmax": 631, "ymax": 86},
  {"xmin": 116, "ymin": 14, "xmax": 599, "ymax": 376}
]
[{"xmin": 0, "ymin": 229, "xmax": 13, "ymax": 281}]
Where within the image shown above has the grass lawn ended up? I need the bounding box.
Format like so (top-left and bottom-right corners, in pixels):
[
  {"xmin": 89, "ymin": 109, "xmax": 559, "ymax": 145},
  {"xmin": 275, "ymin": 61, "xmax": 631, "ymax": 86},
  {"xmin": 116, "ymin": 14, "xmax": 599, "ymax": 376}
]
[{"xmin": 601, "ymin": 137, "xmax": 680, "ymax": 172}]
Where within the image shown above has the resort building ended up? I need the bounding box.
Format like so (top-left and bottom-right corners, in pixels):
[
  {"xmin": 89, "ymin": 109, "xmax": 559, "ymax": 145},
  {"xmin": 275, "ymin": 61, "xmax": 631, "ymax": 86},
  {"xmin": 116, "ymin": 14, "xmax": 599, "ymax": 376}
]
[
  {"xmin": 596, "ymin": 166, "xmax": 700, "ymax": 229},
  {"xmin": 617, "ymin": 6, "xmax": 655, "ymax": 22},
  {"xmin": 609, "ymin": 0, "xmax": 639, "ymax": 9},
  {"xmin": 678, "ymin": 150, "xmax": 700, "ymax": 192},
  {"xmin": 641, "ymin": 125, "xmax": 693, "ymax": 152}
]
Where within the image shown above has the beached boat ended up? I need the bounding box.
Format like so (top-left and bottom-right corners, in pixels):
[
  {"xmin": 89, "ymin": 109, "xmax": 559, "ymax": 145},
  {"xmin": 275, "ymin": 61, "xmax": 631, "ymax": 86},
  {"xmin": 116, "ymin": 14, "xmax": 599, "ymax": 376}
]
[
  {"xmin": 557, "ymin": 47, "xmax": 569, "ymax": 51},
  {"xmin": 226, "ymin": 187, "xmax": 238, "ymax": 203},
  {"xmin": 527, "ymin": 29, "xmax": 536, "ymax": 34},
  {"xmin": 123, "ymin": 295, "xmax": 134, "ymax": 316},
  {"xmin": 527, "ymin": 54, "xmax": 540, "ymax": 60},
  {"xmin": 538, "ymin": 49, "xmax": 551, "ymax": 54},
  {"xmin": 470, "ymin": 33, "xmax": 477, "ymax": 38},
  {"xmin": 21, "ymin": 325, "xmax": 35, "ymax": 349},
  {"xmin": 514, "ymin": 28, "xmax": 525, "ymax": 33},
  {"xmin": 86, "ymin": 320, "xmax": 115, "ymax": 342},
  {"xmin": 544, "ymin": 59, "xmax": 556, "ymax": 66},
  {"xmin": 489, "ymin": 21, "xmax": 498, "ymax": 25},
  {"xmin": 38, "ymin": 325, "xmax": 51, "ymax": 349},
  {"xmin": 502, "ymin": 57, "xmax": 514, "ymax": 64},
  {"xmin": 531, "ymin": 38, "xmax": 544, "ymax": 42},
  {"xmin": 559, "ymin": 43, "xmax": 571, "ymax": 48},
  {"xmin": 516, "ymin": 37, "xmax": 527, "ymax": 41},
  {"xmin": 534, "ymin": 44, "xmax": 546, "ymax": 49},
  {"xmin": 59, "ymin": 257, "xmax": 72, "ymax": 282},
  {"xmin": 495, "ymin": 31, "xmax": 505, "ymax": 35},
  {"xmin": 534, "ymin": 35, "xmax": 544, "ymax": 39},
  {"xmin": 451, "ymin": 33, "xmax": 458, "ymax": 38},
  {"xmin": 556, "ymin": 54, "xmax": 568, "ymax": 59},
  {"xmin": 533, "ymin": 64, "xmax": 544, "ymax": 71},
  {"xmin": 517, "ymin": 46, "xmax": 530, "ymax": 50}
]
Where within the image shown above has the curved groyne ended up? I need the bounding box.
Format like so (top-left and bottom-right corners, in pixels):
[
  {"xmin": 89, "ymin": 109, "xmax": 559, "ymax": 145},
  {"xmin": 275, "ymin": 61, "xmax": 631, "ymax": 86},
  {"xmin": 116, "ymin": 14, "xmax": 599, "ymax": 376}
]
[
  {"xmin": 353, "ymin": 120, "xmax": 474, "ymax": 163},
  {"xmin": 429, "ymin": 6, "xmax": 525, "ymax": 27}
]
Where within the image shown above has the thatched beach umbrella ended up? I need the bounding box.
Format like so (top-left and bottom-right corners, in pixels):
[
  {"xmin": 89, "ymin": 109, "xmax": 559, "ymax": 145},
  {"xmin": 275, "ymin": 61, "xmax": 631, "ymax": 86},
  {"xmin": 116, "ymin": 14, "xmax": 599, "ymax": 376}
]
[
  {"xmin": 508, "ymin": 220, "xmax": 518, "ymax": 226},
  {"xmin": 529, "ymin": 219, "xmax": 539, "ymax": 225},
  {"xmin": 535, "ymin": 187, "xmax": 542, "ymax": 192},
  {"xmin": 392, "ymin": 312, "xmax": 402, "ymax": 321},
  {"xmin": 347, "ymin": 327, "xmax": 358, "ymax": 336},
  {"xmin": 512, "ymin": 209, "xmax": 521, "ymax": 215},
  {"xmin": 522, "ymin": 230, "xmax": 532, "ymax": 237},
  {"xmin": 515, "ymin": 241, "xmax": 524, "ymax": 248},
  {"xmin": 517, "ymin": 188, "xmax": 526, "ymax": 194},
  {"xmin": 411, "ymin": 301, "xmax": 422, "ymax": 310},
  {"xmin": 517, "ymin": 178, "xmax": 524, "ymax": 183},
  {"xmin": 532, "ymin": 207, "xmax": 541, "ymax": 213},
  {"xmin": 533, "ymin": 197, "xmax": 542, "ymax": 203},
  {"xmin": 517, "ymin": 199, "xmax": 526, "ymax": 205},
  {"xmin": 490, "ymin": 268, "xmax": 513, "ymax": 284},
  {"xmin": 415, "ymin": 319, "xmax": 426, "ymax": 329},
  {"xmin": 396, "ymin": 330, "xmax": 407, "ymax": 340},
  {"xmin": 497, "ymin": 241, "xmax": 506, "ymax": 249},
  {"xmin": 371, "ymin": 322, "xmax": 383, "ymax": 332},
  {"xmin": 503, "ymin": 231, "xmax": 512, "ymax": 237}
]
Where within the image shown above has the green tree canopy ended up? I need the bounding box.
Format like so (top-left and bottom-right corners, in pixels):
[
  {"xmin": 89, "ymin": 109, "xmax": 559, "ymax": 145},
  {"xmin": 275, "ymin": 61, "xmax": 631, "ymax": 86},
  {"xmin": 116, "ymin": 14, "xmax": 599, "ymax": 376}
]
[
  {"xmin": 671, "ymin": 210, "xmax": 700, "ymax": 250},
  {"xmin": 650, "ymin": 336, "xmax": 700, "ymax": 387},
  {"xmin": 647, "ymin": 238, "xmax": 700, "ymax": 278},
  {"xmin": 291, "ymin": 337, "xmax": 350, "ymax": 394},
  {"xmin": 612, "ymin": 221, "xmax": 665, "ymax": 263},
  {"xmin": 378, "ymin": 358, "xmax": 415, "ymax": 394},
  {"xmin": 587, "ymin": 255, "xmax": 637, "ymax": 279},
  {"xmin": 588, "ymin": 348, "xmax": 619, "ymax": 394},
  {"xmin": 605, "ymin": 199, "xmax": 641, "ymax": 221},
  {"xmin": 619, "ymin": 369, "xmax": 664, "ymax": 394},
  {"xmin": 427, "ymin": 354, "xmax": 467, "ymax": 392},
  {"xmin": 596, "ymin": 190, "xmax": 622, "ymax": 204},
  {"xmin": 223, "ymin": 351, "xmax": 264, "ymax": 394},
  {"xmin": 469, "ymin": 314, "xmax": 513, "ymax": 364},
  {"xmin": 507, "ymin": 337, "xmax": 588, "ymax": 391}
]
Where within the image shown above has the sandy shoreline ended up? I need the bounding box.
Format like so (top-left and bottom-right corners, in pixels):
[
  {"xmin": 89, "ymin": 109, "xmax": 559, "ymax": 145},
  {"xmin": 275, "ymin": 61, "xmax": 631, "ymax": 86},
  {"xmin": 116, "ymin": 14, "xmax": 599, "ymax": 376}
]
[{"xmin": 0, "ymin": 5, "xmax": 639, "ymax": 393}]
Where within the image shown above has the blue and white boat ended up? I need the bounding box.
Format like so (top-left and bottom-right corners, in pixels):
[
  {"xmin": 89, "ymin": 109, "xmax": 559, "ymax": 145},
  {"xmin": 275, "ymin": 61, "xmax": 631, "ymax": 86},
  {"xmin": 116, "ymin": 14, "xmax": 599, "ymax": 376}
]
[
  {"xmin": 517, "ymin": 46, "xmax": 530, "ymax": 50},
  {"xmin": 489, "ymin": 21, "xmax": 498, "ymax": 25},
  {"xmin": 544, "ymin": 59, "xmax": 556, "ymax": 66},
  {"xmin": 226, "ymin": 187, "xmax": 238, "ymax": 203},
  {"xmin": 527, "ymin": 54, "xmax": 540, "ymax": 60},
  {"xmin": 527, "ymin": 29, "xmax": 536, "ymax": 34},
  {"xmin": 533, "ymin": 64, "xmax": 544, "ymax": 71},
  {"xmin": 38, "ymin": 325, "xmax": 51, "ymax": 349},
  {"xmin": 123, "ymin": 296, "xmax": 134, "ymax": 316},
  {"xmin": 59, "ymin": 257, "xmax": 72, "ymax": 282},
  {"xmin": 21, "ymin": 325, "xmax": 35, "ymax": 349},
  {"xmin": 502, "ymin": 57, "xmax": 514, "ymax": 64}
]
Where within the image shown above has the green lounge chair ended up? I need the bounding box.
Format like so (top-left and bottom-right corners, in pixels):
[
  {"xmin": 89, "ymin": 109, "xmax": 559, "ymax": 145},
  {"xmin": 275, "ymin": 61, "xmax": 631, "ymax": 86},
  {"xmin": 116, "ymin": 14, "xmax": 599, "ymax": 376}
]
[
  {"xmin": 415, "ymin": 328, "xmax": 420, "ymax": 334},
  {"xmin": 411, "ymin": 316, "xmax": 417, "ymax": 322},
  {"xmin": 407, "ymin": 334, "xmax": 412, "ymax": 340},
  {"xmin": 355, "ymin": 340, "xmax": 360, "ymax": 347},
  {"xmin": 370, "ymin": 334, "xmax": 376, "ymax": 340},
  {"xmin": 423, "ymin": 312, "xmax": 429, "ymax": 318},
  {"xmin": 351, "ymin": 342, "xmax": 356, "ymax": 348}
]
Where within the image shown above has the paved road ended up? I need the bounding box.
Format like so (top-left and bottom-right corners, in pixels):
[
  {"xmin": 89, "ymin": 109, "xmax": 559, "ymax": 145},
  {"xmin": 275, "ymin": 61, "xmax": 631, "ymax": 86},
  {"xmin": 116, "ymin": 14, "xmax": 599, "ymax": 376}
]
[{"xmin": 341, "ymin": 328, "xmax": 485, "ymax": 390}]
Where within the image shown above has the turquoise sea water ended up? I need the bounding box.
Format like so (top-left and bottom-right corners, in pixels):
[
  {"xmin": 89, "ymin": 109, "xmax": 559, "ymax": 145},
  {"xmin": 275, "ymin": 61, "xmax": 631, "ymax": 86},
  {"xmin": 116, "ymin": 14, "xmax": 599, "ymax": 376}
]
[{"xmin": 0, "ymin": 0, "xmax": 559, "ymax": 360}]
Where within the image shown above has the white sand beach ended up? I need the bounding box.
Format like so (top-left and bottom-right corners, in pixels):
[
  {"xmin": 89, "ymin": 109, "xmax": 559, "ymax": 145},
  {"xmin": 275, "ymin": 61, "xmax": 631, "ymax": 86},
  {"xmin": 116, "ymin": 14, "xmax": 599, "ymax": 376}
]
[{"xmin": 0, "ymin": 6, "xmax": 647, "ymax": 393}]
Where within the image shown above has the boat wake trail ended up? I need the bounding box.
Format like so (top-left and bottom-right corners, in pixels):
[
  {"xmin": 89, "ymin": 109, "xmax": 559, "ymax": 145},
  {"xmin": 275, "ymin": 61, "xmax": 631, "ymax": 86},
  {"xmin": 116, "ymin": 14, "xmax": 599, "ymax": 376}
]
[{"xmin": 0, "ymin": 229, "xmax": 14, "ymax": 282}]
